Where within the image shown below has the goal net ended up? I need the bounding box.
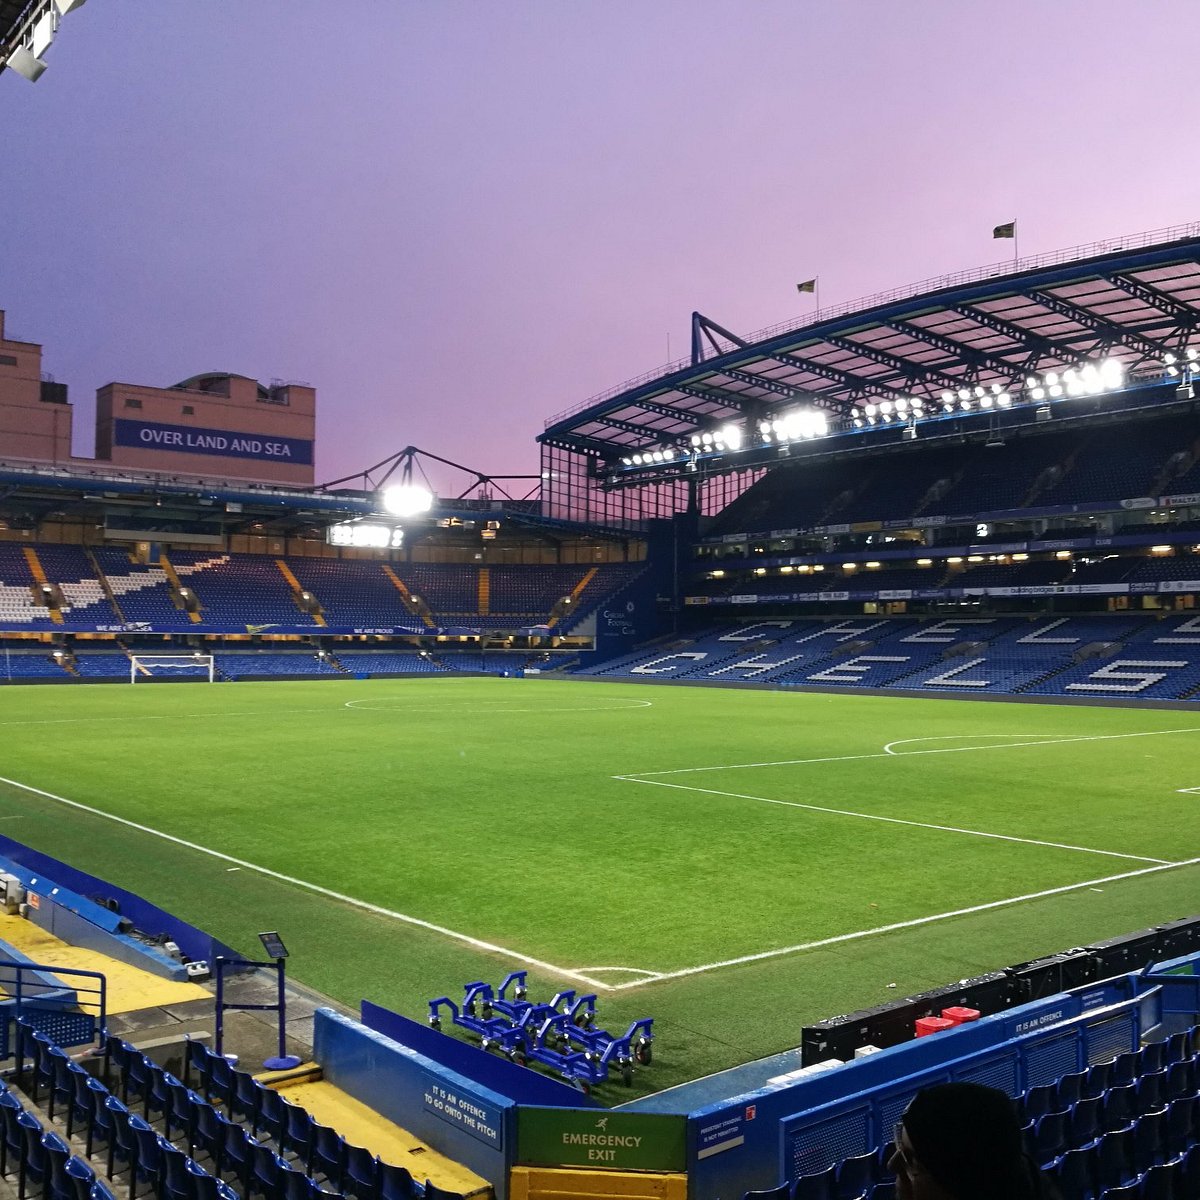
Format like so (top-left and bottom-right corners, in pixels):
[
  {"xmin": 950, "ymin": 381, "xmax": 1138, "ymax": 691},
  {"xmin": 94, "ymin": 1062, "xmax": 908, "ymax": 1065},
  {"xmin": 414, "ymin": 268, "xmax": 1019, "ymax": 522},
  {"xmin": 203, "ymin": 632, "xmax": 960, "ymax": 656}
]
[{"xmin": 130, "ymin": 654, "xmax": 215, "ymax": 683}]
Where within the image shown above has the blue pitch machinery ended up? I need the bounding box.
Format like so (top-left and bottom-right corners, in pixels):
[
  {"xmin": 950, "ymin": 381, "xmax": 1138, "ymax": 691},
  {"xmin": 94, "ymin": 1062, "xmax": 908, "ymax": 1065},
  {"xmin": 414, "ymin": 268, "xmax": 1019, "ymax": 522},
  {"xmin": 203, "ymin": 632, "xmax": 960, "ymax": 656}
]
[{"xmin": 427, "ymin": 970, "xmax": 654, "ymax": 1090}]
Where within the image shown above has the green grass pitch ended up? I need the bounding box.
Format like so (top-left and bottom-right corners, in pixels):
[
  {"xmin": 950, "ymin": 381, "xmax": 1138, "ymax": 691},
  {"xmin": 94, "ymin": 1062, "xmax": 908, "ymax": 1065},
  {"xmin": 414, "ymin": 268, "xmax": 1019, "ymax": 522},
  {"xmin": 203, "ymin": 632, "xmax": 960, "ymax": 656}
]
[{"xmin": 1, "ymin": 676, "xmax": 1198, "ymax": 1098}]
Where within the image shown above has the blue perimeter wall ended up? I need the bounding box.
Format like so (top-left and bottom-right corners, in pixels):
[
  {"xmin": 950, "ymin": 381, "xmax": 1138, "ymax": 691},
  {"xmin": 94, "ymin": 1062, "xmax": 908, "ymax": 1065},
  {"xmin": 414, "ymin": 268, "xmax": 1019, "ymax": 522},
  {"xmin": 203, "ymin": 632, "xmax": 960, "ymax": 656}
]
[
  {"xmin": 0, "ymin": 836, "xmax": 240, "ymax": 969},
  {"xmin": 679, "ymin": 963, "xmax": 1200, "ymax": 1200},
  {"xmin": 360, "ymin": 1001, "xmax": 599, "ymax": 1110},
  {"xmin": 315, "ymin": 1008, "xmax": 516, "ymax": 1199}
]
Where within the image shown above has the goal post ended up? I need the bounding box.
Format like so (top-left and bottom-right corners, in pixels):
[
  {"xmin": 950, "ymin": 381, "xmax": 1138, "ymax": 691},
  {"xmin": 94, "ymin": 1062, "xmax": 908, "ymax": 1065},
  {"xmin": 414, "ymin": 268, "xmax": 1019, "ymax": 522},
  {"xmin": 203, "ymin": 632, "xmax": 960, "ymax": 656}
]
[{"xmin": 130, "ymin": 654, "xmax": 215, "ymax": 683}]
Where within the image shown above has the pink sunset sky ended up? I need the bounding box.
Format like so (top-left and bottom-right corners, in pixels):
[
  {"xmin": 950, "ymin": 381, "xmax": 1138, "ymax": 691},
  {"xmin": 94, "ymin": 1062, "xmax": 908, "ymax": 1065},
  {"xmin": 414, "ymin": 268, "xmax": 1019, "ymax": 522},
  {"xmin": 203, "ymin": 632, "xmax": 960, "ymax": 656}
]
[{"xmin": 3, "ymin": 1, "xmax": 1200, "ymax": 492}]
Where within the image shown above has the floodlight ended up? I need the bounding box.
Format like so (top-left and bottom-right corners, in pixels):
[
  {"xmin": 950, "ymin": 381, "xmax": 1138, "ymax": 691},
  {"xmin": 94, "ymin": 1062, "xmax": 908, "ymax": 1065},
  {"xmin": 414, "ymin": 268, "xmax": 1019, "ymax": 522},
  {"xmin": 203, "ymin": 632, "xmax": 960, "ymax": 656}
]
[
  {"xmin": 701, "ymin": 432, "xmax": 713, "ymax": 445},
  {"xmin": 957, "ymin": 389, "xmax": 971, "ymax": 401},
  {"xmin": 690, "ymin": 434, "xmax": 702, "ymax": 447},
  {"xmin": 946, "ymin": 556, "xmax": 963, "ymax": 564},
  {"xmin": 842, "ymin": 562, "xmax": 857, "ymax": 570},
  {"xmin": 1024, "ymin": 376, "xmax": 1038, "ymax": 389},
  {"xmin": 960, "ymin": 399, "xmax": 973, "ymax": 411},
  {"xmin": 6, "ymin": 46, "xmax": 47, "ymax": 81},
  {"xmin": 917, "ymin": 558, "xmax": 933, "ymax": 566},
  {"xmin": 719, "ymin": 423, "xmax": 743, "ymax": 450},
  {"xmin": 941, "ymin": 391, "xmax": 954, "ymax": 404},
  {"xmin": 973, "ymin": 387, "xmax": 985, "ymax": 398},
  {"xmin": 1165, "ymin": 353, "xmax": 1178, "ymax": 366},
  {"xmin": 1188, "ymin": 349, "xmax": 1199, "ymax": 362},
  {"xmin": 662, "ymin": 448, "xmax": 675, "ymax": 461},
  {"xmin": 1044, "ymin": 371, "xmax": 1059, "ymax": 386},
  {"xmin": 998, "ymin": 393, "xmax": 1012, "ymax": 407},
  {"xmin": 990, "ymin": 384, "xmax": 1002, "ymax": 394},
  {"xmin": 1167, "ymin": 365, "xmax": 1180, "ymax": 378},
  {"xmin": 621, "ymin": 457, "xmax": 631, "ymax": 466},
  {"xmin": 852, "ymin": 418, "xmax": 864, "ymax": 428},
  {"xmin": 911, "ymin": 398, "xmax": 924, "ymax": 411},
  {"xmin": 980, "ymin": 396, "xmax": 994, "ymax": 408},
  {"xmin": 1100, "ymin": 357, "xmax": 1124, "ymax": 387},
  {"xmin": 897, "ymin": 397, "xmax": 911, "ymax": 412},
  {"xmin": 880, "ymin": 400, "xmax": 893, "ymax": 414},
  {"xmin": 1049, "ymin": 384, "xmax": 1064, "ymax": 396},
  {"xmin": 864, "ymin": 403, "xmax": 877, "ymax": 417},
  {"xmin": 651, "ymin": 450, "xmax": 662, "ymax": 462},
  {"xmin": 380, "ymin": 485, "xmax": 433, "ymax": 517},
  {"xmin": 1031, "ymin": 386, "xmax": 1046, "ymax": 400},
  {"xmin": 850, "ymin": 407, "xmax": 860, "ymax": 419}
]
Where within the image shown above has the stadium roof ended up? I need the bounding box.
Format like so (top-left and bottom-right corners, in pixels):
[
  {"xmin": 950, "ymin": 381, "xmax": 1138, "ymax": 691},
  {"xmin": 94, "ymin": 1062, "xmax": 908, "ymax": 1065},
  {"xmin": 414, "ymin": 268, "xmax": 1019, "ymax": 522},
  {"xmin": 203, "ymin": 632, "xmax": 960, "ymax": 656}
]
[{"xmin": 540, "ymin": 223, "xmax": 1200, "ymax": 464}]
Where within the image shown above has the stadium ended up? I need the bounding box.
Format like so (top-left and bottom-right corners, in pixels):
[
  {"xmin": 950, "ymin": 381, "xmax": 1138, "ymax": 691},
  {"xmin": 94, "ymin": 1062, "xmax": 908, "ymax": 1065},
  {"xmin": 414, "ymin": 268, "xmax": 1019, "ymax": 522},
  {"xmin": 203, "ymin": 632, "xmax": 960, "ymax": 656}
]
[{"xmin": 3, "ymin": 6, "xmax": 1200, "ymax": 1200}]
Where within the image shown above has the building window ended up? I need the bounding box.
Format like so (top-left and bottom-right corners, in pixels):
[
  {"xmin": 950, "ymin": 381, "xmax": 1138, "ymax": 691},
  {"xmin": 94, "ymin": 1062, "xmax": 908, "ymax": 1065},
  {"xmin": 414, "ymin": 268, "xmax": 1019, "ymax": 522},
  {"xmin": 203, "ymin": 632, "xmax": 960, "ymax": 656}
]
[
  {"xmin": 182, "ymin": 405, "xmax": 195, "ymax": 415},
  {"xmin": 0, "ymin": 354, "xmax": 16, "ymax": 367},
  {"xmin": 124, "ymin": 398, "xmax": 143, "ymax": 410}
]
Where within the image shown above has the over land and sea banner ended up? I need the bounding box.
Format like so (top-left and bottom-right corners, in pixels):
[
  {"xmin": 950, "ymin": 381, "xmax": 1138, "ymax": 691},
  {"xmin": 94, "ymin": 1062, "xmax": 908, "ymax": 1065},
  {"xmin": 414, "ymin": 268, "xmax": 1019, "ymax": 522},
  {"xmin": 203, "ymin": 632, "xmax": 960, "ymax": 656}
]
[{"xmin": 112, "ymin": 418, "xmax": 313, "ymax": 465}]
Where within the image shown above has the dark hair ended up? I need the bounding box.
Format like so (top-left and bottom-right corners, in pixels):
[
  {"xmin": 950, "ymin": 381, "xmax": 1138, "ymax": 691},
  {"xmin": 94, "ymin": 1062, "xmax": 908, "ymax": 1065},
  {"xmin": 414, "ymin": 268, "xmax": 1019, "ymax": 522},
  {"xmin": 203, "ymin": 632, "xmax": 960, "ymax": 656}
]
[{"xmin": 901, "ymin": 1083, "xmax": 1056, "ymax": 1200}]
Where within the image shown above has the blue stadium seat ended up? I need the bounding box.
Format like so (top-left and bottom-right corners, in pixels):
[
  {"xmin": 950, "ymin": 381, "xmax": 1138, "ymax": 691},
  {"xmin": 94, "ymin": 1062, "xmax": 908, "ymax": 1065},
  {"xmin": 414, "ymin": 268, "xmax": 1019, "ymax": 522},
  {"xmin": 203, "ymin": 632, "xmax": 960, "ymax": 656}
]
[
  {"xmin": 835, "ymin": 1150, "xmax": 877, "ymax": 1199},
  {"xmin": 1069, "ymin": 1095, "xmax": 1103, "ymax": 1150},
  {"xmin": 1050, "ymin": 1144, "xmax": 1095, "ymax": 1200},
  {"xmin": 793, "ymin": 1164, "xmax": 837, "ymax": 1200},
  {"xmin": 1102, "ymin": 1082, "xmax": 1139, "ymax": 1132},
  {"xmin": 1095, "ymin": 1126, "xmax": 1136, "ymax": 1193}
]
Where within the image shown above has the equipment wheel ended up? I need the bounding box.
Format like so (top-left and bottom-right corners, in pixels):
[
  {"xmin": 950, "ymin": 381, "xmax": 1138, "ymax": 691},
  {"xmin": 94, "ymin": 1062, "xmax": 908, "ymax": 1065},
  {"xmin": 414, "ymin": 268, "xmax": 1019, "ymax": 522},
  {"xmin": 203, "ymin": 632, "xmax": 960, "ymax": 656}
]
[
  {"xmin": 429, "ymin": 1017, "xmax": 441, "ymax": 1030},
  {"xmin": 635, "ymin": 1040, "xmax": 653, "ymax": 1065},
  {"xmin": 620, "ymin": 1060, "xmax": 633, "ymax": 1087},
  {"xmin": 571, "ymin": 1078, "xmax": 590, "ymax": 1095},
  {"xmin": 509, "ymin": 1050, "xmax": 527, "ymax": 1067}
]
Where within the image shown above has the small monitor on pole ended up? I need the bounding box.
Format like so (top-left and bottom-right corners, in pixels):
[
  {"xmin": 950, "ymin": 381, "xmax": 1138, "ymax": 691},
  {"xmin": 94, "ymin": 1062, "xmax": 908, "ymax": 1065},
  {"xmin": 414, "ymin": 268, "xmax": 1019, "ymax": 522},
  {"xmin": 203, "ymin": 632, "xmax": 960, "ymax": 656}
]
[{"xmin": 258, "ymin": 931, "xmax": 289, "ymax": 960}]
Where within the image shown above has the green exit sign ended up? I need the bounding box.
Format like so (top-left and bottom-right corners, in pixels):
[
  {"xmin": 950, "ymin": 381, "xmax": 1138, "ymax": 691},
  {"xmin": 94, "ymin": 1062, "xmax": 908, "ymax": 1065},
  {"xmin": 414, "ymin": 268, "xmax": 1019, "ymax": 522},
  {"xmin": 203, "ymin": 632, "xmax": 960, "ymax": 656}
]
[{"xmin": 517, "ymin": 1107, "xmax": 686, "ymax": 1172}]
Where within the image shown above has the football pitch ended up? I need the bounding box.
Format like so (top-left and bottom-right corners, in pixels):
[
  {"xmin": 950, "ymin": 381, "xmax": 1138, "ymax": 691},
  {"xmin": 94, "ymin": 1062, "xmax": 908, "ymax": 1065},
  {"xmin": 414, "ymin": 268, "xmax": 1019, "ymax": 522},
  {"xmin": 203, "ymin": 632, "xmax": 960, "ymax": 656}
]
[{"xmin": 1, "ymin": 675, "xmax": 1199, "ymax": 1098}]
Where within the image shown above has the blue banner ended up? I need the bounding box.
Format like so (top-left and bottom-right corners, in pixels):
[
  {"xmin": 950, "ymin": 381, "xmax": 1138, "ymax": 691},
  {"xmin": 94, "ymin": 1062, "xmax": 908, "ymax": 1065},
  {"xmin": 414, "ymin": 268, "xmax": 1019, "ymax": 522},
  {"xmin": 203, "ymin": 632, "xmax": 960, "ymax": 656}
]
[{"xmin": 113, "ymin": 419, "xmax": 313, "ymax": 465}]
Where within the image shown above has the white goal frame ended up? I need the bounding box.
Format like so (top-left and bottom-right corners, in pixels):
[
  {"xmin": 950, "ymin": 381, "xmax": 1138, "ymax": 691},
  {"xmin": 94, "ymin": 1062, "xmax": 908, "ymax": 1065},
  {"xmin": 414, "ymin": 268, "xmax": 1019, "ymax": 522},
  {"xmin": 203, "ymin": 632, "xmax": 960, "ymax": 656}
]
[{"xmin": 130, "ymin": 654, "xmax": 215, "ymax": 683}]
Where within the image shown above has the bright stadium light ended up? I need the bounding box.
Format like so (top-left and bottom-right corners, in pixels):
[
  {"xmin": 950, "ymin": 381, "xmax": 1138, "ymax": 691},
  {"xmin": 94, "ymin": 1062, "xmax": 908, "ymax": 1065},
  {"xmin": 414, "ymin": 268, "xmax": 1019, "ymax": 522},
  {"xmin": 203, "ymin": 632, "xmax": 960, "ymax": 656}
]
[
  {"xmin": 719, "ymin": 423, "xmax": 743, "ymax": 450},
  {"xmin": 381, "ymin": 484, "xmax": 434, "ymax": 517},
  {"xmin": 865, "ymin": 403, "xmax": 878, "ymax": 417},
  {"xmin": 998, "ymin": 393, "xmax": 1012, "ymax": 407},
  {"xmin": 690, "ymin": 434, "xmax": 702, "ymax": 447}
]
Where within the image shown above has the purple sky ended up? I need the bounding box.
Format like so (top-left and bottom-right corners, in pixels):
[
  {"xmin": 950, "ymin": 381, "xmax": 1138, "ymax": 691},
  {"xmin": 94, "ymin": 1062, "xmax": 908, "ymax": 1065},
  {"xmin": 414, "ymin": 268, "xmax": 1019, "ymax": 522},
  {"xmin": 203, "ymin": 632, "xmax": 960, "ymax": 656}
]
[{"xmin": 4, "ymin": 2, "xmax": 1200, "ymax": 494}]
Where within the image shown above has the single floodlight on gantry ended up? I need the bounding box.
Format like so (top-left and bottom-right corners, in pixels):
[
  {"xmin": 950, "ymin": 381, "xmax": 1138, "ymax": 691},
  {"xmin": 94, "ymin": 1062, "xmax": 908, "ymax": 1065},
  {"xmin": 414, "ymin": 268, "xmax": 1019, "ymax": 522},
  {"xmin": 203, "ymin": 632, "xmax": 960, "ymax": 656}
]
[{"xmin": 380, "ymin": 484, "xmax": 434, "ymax": 517}]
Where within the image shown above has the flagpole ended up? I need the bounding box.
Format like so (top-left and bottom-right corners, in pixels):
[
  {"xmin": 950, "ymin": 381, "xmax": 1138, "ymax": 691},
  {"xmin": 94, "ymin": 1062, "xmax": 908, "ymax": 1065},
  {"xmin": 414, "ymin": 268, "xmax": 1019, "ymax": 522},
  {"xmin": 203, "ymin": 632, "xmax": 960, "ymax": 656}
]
[
  {"xmin": 815, "ymin": 276, "xmax": 821, "ymax": 313},
  {"xmin": 1013, "ymin": 224, "xmax": 1019, "ymax": 268}
]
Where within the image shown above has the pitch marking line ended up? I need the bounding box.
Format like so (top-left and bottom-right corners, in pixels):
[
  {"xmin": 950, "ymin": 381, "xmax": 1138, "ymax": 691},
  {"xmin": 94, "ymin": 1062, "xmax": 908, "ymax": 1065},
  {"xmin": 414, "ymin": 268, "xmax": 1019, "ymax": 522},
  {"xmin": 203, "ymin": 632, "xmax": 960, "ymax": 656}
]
[
  {"xmin": 343, "ymin": 698, "xmax": 653, "ymax": 715},
  {"xmin": 618, "ymin": 776, "xmax": 1169, "ymax": 864},
  {"xmin": 600, "ymin": 856, "xmax": 1200, "ymax": 991},
  {"xmin": 0, "ymin": 773, "xmax": 616, "ymax": 993},
  {"xmin": 619, "ymin": 725, "xmax": 1200, "ymax": 779}
]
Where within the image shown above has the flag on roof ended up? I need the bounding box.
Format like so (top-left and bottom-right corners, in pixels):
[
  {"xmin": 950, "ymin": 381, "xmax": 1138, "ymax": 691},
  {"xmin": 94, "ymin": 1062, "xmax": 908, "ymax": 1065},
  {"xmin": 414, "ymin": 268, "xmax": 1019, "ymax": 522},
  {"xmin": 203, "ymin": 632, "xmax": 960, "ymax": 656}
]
[
  {"xmin": 796, "ymin": 279, "xmax": 817, "ymax": 294},
  {"xmin": 993, "ymin": 222, "xmax": 1016, "ymax": 239}
]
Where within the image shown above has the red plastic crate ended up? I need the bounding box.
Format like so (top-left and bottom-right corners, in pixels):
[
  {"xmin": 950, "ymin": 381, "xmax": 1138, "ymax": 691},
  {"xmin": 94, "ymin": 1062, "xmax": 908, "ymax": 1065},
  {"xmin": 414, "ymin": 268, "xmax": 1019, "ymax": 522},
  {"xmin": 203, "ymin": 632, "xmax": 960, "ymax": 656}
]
[
  {"xmin": 941, "ymin": 1006, "xmax": 981, "ymax": 1025},
  {"xmin": 914, "ymin": 1016, "xmax": 956, "ymax": 1037}
]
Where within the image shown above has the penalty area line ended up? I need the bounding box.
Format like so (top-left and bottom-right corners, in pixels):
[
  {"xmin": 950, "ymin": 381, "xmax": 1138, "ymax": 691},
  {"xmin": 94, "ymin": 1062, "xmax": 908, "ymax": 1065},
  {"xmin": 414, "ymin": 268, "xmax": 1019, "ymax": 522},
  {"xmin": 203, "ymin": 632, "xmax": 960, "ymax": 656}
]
[
  {"xmin": 603, "ymin": 855, "xmax": 1200, "ymax": 991},
  {"xmin": 616, "ymin": 776, "xmax": 1170, "ymax": 864},
  {"xmin": 0, "ymin": 773, "xmax": 615, "ymax": 992}
]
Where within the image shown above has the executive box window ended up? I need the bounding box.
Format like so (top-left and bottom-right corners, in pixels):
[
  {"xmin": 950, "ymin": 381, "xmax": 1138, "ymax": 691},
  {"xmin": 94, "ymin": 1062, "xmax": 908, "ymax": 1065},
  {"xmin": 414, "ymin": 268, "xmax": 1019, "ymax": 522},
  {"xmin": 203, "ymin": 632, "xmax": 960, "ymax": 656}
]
[
  {"xmin": 182, "ymin": 405, "xmax": 194, "ymax": 415},
  {"xmin": 123, "ymin": 398, "xmax": 142, "ymax": 409},
  {"xmin": 0, "ymin": 354, "xmax": 16, "ymax": 367}
]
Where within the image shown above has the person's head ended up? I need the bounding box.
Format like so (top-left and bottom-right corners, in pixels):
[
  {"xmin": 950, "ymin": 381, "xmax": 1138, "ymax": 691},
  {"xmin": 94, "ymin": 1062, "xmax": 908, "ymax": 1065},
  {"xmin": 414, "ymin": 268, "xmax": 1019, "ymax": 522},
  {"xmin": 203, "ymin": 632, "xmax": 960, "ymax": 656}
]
[{"xmin": 888, "ymin": 1082, "xmax": 1036, "ymax": 1200}]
